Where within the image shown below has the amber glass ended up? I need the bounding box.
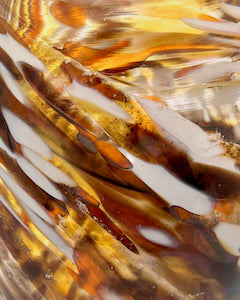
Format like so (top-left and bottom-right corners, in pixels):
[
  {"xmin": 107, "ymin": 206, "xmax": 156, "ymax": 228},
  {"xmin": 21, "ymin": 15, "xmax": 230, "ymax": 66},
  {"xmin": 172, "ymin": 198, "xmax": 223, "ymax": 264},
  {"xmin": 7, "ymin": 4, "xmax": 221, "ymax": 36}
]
[{"xmin": 0, "ymin": 1, "xmax": 240, "ymax": 299}]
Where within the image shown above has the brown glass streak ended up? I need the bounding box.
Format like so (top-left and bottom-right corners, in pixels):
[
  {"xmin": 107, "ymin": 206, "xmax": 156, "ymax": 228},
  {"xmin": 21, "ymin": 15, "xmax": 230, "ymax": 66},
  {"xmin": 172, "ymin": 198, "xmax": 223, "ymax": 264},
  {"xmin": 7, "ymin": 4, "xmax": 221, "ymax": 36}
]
[
  {"xmin": 62, "ymin": 63, "xmax": 197, "ymax": 184},
  {"xmin": 131, "ymin": 122, "xmax": 240, "ymax": 200},
  {"xmin": 0, "ymin": 108, "xmax": 21, "ymax": 153},
  {"xmin": 0, "ymin": 148, "xmax": 67, "ymax": 218},
  {"xmin": 0, "ymin": 47, "xmax": 22, "ymax": 80},
  {"xmin": 62, "ymin": 61, "xmax": 128, "ymax": 102},
  {"xmin": 168, "ymin": 206, "xmax": 210, "ymax": 226},
  {"xmin": 93, "ymin": 180, "xmax": 237, "ymax": 263},
  {"xmin": 20, "ymin": 63, "xmax": 88, "ymax": 130},
  {"xmin": 21, "ymin": 62, "xmax": 240, "ymax": 200},
  {"xmin": 71, "ymin": 185, "xmax": 100, "ymax": 207},
  {"xmin": 0, "ymin": 20, "xmax": 6, "ymax": 33},
  {"xmin": 0, "ymin": 60, "xmax": 143, "ymax": 188},
  {"xmin": 196, "ymin": 120, "xmax": 235, "ymax": 143},
  {"xmin": 69, "ymin": 170, "xmax": 239, "ymax": 294},
  {"xmin": 63, "ymin": 61, "xmax": 240, "ymax": 201},
  {"xmin": 101, "ymin": 62, "xmax": 151, "ymax": 75},
  {"xmin": 98, "ymin": 196, "xmax": 238, "ymax": 298},
  {"xmin": 194, "ymin": 163, "xmax": 240, "ymax": 199},
  {"xmin": 50, "ymin": 1, "xmax": 87, "ymax": 28},
  {"xmin": 131, "ymin": 125, "xmax": 195, "ymax": 181},
  {"xmin": 58, "ymin": 40, "xmax": 130, "ymax": 68},
  {"xmin": 21, "ymin": 62, "xmax": 133, "ymax": 170},
  {"xmin": 62, "ymin": 61, "xmax": 240, "ymax": 200},
  {"xmin": 96, "ymin": 188, "xmax": 171, "ymax": 255},
  {"xmin": 58, "ymin": 183, "xmax": 138, "ymax": 253},
  {"xmin": 0, "ymin": 18, "xmax": 29, "ymax": 49},
  {"xmin": 86, "ymin": 205, "xmax": 138, "ymax": 253}
]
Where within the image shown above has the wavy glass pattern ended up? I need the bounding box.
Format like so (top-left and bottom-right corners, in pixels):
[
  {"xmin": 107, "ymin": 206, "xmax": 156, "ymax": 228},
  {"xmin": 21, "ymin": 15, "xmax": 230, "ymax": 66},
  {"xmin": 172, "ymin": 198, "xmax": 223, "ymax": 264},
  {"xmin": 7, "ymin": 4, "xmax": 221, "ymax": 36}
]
[{"xmin": 0, "ymin": 0, "xmax": 240, "ymax": 299}]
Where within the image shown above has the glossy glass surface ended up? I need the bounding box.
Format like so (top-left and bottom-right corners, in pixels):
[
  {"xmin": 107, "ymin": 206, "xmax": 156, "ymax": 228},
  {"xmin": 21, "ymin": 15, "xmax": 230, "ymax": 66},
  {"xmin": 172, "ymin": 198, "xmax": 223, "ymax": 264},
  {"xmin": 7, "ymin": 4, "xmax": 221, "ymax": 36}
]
[{"xmin": 0, "ymin": 1, "xmax": 240, "ymax": 299}]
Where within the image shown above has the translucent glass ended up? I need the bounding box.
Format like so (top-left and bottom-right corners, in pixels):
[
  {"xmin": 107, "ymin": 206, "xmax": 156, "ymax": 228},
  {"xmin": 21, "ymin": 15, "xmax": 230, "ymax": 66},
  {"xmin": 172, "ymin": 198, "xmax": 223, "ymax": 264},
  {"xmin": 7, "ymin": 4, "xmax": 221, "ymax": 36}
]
[{"xmin": 0, "ymin": 0, "xmax": 240, "ymax": 299}]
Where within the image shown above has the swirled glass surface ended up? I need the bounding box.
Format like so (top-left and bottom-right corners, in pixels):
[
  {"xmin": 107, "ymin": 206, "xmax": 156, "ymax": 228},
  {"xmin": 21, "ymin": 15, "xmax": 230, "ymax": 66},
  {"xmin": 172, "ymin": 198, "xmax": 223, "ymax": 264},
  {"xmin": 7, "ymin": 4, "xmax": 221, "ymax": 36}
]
[{"xmin": 0, "ymin": 0, "xmax": 240, "ymax": 299}]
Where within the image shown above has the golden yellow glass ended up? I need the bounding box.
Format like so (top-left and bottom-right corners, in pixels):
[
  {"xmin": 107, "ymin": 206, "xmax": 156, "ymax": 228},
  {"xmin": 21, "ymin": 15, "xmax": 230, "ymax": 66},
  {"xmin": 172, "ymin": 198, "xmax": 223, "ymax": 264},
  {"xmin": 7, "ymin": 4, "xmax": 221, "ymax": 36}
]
[{"xmin": 0, "ymin": 0, "xmax": 240, "ymax": 299}]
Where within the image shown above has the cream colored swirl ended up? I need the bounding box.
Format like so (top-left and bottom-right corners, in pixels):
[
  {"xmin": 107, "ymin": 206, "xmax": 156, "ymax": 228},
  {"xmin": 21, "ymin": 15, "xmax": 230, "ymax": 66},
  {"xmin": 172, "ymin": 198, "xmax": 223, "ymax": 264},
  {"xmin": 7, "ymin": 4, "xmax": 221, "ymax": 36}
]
[{"xmin": 0, "ymin": 1, "xmax": 240, "ymax": 300}]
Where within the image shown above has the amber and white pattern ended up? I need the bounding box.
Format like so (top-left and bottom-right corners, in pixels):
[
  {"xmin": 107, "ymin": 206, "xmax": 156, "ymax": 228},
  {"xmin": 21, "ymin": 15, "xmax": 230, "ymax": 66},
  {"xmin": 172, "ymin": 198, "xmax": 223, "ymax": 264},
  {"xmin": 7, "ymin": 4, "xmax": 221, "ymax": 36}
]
[{"xmin": 0, "ymin": 0, "xmax": 240, "ymax": 299}]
